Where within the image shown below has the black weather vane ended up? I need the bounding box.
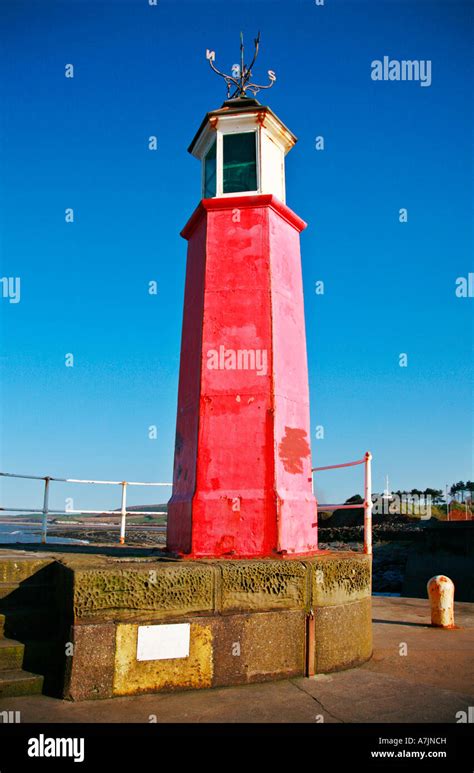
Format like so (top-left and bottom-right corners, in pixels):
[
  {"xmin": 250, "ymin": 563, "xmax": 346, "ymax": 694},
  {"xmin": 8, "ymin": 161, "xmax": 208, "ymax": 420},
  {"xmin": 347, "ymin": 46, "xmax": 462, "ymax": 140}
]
[{"xmin": 206, "ymin": 32, "xmax": 276, "ymax": 99}]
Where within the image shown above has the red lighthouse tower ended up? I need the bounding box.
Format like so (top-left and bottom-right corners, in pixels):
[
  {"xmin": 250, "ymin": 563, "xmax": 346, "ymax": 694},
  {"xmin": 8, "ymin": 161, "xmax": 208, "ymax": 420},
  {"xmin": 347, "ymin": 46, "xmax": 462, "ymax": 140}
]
[{"xmin": 167, "ymin": 38, "xmax": 318, "ymax": 558}]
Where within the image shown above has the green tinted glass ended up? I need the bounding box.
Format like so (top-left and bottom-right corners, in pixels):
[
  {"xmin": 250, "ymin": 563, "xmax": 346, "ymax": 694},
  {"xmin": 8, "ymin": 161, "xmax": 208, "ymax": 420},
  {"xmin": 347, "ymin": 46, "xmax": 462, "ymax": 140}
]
[
  {"xmin": 203, "ymin": 140, "xmax": 216, "ymax": 198},
  {"xmin": 223, "ymin": 133, "xmax": 257, "ymax": 193}
]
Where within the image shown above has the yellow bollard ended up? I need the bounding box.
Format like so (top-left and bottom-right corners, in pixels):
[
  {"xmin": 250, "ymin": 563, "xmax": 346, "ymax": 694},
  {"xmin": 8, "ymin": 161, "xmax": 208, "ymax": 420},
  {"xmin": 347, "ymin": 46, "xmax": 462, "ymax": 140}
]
[{"xmin": 427, "ymin": 575, "xmax": 455, "ymax": 628}]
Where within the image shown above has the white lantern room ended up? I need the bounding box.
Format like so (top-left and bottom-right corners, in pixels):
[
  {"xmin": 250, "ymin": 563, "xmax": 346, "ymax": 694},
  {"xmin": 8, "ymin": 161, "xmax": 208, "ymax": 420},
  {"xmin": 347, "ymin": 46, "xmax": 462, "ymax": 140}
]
[{"xmin": 188, "ymin": 97, "xmax": 297, "ymax": 204}]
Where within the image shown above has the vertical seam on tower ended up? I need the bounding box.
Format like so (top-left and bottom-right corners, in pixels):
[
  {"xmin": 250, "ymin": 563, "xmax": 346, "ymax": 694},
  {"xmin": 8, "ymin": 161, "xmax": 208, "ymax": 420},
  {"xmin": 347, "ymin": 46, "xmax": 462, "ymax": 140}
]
[
  {"xmin": 191, "ymin": 208, "xmax": 207, "ymax": 555},
  {"xmin": 265, "ymin": 204, "xmax": 279, "ymax": 552}
]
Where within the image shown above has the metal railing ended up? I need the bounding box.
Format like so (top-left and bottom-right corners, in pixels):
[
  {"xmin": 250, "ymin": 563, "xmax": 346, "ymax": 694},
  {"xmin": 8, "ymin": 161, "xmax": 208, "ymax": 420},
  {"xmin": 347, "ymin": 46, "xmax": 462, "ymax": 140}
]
[
  {"xmin": 312, "ymin": 451, "xmax": 373, "ymax": 555},
  {"xmin": 2, "ymin": 455, "xmax": 374, "ymax": 552},
  {"xmin": 0, "ymin": 471, "xmax": 172, "ymax": 545}
]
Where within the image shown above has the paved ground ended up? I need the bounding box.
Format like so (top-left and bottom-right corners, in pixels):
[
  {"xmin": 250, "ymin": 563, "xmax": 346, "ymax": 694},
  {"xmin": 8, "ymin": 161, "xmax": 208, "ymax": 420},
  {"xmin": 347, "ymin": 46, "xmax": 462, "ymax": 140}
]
[{"xmin": 1, "ymin": 597, "xmax": 473, "ymax": 723}]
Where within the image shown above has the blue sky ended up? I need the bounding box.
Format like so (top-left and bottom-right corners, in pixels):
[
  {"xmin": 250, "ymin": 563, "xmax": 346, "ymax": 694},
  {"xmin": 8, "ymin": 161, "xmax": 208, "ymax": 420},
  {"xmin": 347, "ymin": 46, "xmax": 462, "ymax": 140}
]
[{"xmin": 0, "ymin": 0, "xmax": 472, "ymax": 513}]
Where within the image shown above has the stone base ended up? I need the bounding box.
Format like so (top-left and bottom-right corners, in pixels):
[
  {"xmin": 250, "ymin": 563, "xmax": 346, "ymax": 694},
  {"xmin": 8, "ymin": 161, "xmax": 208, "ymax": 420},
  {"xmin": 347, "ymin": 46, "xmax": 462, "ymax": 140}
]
[
  {"xmin": 0, "ymin": 550, "xmax": 372, "ymax": 700},
  {"xmin": 55, "ymin": 551, "xmax": 372, "ymax": 700}
]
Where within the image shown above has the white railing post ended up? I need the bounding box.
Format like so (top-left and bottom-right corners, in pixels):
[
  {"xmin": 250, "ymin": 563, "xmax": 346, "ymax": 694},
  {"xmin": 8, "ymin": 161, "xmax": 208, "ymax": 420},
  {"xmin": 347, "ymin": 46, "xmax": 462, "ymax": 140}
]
[
  {"xmin": 41, "ymin": 477, "xmax": 50, "ymax": 544},
  {"xmin": 364, "ymin": 451, "xmax": 373, "ymax": 555},
  {"xmin": 119, "ymin": 482, "xmax": 127, "ymax": 545}
]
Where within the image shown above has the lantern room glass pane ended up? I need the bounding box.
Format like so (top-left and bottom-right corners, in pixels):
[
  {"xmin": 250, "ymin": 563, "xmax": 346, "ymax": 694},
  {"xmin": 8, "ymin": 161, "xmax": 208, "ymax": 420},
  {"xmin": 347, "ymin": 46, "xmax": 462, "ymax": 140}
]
[
  {"xmin": 223, "ymin": 132, "xmax": 257, "ymax": 193},
  {"xmin": 203, "ymin": 140, "xmax": 216, "ymax": 198}
]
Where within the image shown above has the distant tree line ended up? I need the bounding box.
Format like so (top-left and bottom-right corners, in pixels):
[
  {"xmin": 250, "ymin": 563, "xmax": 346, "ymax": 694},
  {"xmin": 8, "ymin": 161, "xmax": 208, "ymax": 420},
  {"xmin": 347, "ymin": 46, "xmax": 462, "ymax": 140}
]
[
  {"xmin": 345, "ymin": 482, "xmax": 473, "ymax": 507},
  {"xmin": 448, "ymin": 481, "xmax": 474, "ymax": 503},
  {"xmin": 392, "ymin": 488, "xmax": 444, "ymax": 504}
]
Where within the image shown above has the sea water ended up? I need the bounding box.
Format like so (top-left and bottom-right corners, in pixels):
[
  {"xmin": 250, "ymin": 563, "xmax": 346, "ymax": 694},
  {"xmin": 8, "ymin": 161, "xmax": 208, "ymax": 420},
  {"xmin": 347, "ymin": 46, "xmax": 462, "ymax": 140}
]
[{"xmin": 0, "ymin": 522, "xmax": 88, "ymax": 545}]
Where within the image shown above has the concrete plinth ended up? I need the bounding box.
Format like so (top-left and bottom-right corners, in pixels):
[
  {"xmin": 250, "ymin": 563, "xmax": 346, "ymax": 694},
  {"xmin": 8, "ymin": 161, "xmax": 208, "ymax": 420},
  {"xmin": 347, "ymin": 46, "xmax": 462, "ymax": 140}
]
[
  {"xmin": 0, "ymin": 549, "xmax": 372, "ymax": 701},
  {"xmin": 54, "ymin": 551, "xmax": 372, "ymax": 700}
]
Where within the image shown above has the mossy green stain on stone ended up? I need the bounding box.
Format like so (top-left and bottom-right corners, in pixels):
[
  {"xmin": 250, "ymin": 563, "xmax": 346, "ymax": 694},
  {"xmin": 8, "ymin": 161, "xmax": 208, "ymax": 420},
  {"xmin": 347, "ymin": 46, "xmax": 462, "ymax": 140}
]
[
  {"xmin": 311, "ymin": 554, "xmax": 371, "ymax": 607},
  {"xmin": 220, "ymin": 560, "xmax": 308, "ymax": 612},
  {"xmin": 0, "ymin": 558, "xmax": 54, "ymax": 584},
  {"xmin": 0, "ymin": 670, "xmax": 44, "ymax": 698},
  {"xmin": 66, "ymin": 554, "xmax": 371, "ymax": 618},
  {"xmin": 72, "ymin": 563, "xmax": 216, "ymax": 620},
  {"xmin": 0, "ymin": 640, "xmax": 24, "ymax": 670}
]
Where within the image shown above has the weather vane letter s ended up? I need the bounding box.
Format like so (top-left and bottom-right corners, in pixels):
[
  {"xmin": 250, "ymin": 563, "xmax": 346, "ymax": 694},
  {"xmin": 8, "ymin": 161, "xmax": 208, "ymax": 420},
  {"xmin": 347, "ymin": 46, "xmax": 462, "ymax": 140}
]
[{"xmin": 206, "ymin": 32, "xmax": 276, "ymax": 99}]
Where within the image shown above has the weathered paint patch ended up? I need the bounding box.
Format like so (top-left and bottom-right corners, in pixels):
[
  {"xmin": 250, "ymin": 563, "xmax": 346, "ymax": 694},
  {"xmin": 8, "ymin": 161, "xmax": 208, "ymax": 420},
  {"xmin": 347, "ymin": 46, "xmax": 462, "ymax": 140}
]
[
  {"xmin": 278, "ymin": 427, "xmax": 310, "ymax": 474},
  {"xmin": 113, "ymin": 621, "xmax": 213, "ymax": 695}
]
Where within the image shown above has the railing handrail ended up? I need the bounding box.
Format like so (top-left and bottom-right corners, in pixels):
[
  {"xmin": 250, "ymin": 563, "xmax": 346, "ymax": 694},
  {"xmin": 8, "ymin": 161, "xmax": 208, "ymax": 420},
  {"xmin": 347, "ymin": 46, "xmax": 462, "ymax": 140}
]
[
  {"xmin": 0, "ymin": 470, "xmax": 172, "ymax": 546},
  {"xmin": 0, "ymin": 509, "xmax": 167, "ymax": 515},
  {"xmin": 0, "ymin": 472, "xmax": 171, "ymax": 486},
  {"xmin": 316, "ymin": 504, "xmax": 364, "ymax": 510},
  {"xmin": 311, "ymin": 457, "xmax": 365, "ymax": 472}
]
